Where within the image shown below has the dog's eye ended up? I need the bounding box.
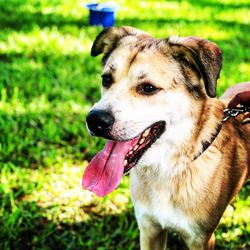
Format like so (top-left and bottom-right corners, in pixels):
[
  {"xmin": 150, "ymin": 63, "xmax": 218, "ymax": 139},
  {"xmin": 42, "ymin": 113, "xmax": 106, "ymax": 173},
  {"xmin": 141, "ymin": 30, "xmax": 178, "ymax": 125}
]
[
  {"xmin": 137, "ymin": 83, "xmax": 160, "ymax": 95},
  {"xmin": 101, "ymin": 74, "xmax": 113, "ymax": 88}
]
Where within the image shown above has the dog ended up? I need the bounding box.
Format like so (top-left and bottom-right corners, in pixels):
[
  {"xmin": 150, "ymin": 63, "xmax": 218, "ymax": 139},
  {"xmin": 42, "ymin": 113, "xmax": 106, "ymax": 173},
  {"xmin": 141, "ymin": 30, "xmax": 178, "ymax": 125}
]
[{"xmin": 82, "ymin": 26, "xmax": 250, "ymax": 250}]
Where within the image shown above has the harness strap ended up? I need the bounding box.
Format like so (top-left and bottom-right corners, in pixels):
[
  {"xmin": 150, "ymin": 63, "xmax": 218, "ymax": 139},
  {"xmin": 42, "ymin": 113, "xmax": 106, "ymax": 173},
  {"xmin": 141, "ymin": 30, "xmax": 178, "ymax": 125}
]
[{"xmin": 193, "ymin": 105, "xmax": 249, "ymax": 161}]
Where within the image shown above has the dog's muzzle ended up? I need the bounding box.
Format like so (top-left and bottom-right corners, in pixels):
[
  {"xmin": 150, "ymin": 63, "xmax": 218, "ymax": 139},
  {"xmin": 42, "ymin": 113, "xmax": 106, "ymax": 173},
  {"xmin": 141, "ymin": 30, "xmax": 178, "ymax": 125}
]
[{"xmin": 86, "ymin": 109, "xmax": 115, "ymax": 137}]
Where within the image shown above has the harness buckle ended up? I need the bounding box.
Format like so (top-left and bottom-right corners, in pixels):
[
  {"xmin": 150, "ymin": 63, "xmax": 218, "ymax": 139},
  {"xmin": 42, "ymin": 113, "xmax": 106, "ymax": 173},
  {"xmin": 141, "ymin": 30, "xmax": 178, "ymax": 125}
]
[{"xmin": 223, "ymin": 106, "xmax": 250, "ymax": 122}]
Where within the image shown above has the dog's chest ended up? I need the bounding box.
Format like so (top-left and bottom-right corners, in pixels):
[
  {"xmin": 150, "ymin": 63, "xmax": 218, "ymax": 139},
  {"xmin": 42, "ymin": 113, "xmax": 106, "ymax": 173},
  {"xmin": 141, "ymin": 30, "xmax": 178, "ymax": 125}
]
[
  {"xmin": 153, "ymin": 196, "xmax": 194, "ymax": 234},
  {"xmin": 134, "ymin": 192, "xmax": 196, "ymax": 237},
  {"xmin": 130, "ymin": 171, "xmax": 197, "ymax": 238}
]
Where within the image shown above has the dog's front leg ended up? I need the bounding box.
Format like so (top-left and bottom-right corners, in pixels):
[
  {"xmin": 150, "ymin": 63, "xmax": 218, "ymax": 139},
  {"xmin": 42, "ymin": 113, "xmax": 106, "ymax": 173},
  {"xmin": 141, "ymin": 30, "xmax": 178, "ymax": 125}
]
[
  {"xmin": 140, "ymin": 229, "xmax": 167, "ymax": 250},
  {"xmin": 139, "ymin": 223, "xmax": 167, "ymax": 250},
  {"xmin": 185, "ymin": 233, "xmax": 215, "ymax": 250}
]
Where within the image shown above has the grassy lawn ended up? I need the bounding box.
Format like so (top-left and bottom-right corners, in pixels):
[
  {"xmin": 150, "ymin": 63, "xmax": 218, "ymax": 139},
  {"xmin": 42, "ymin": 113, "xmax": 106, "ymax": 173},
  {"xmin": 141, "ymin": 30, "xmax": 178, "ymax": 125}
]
[{"xmin": 0, "ymin": 0, "xmax": 249, "ymax": 249}]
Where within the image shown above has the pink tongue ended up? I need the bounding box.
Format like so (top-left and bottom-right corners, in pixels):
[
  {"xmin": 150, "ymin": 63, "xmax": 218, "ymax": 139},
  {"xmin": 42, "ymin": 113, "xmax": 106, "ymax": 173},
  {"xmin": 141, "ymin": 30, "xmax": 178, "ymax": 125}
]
[{"xmin": 82, "ymin": 138, "xmax": 139, "ymax": 197}]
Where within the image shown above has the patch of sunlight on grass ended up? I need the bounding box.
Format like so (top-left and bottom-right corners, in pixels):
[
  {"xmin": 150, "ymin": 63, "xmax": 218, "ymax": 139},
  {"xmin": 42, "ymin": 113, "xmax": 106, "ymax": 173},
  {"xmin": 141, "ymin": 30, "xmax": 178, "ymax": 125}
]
[
  {"xmin": 179, "ymin": 26, "xmax": 232, "ymax": 41},
  {"xmin": 217, "ymin": 9, "xmax": 250, "ymax": 24},
  {"xmin": 27, "ymin": 161, "xmax": 90, "ymax": 222},
  {"xmin": 116, "ymin": 5, "xmax": 236, "ymax": 40},
  {"xmin": 0, "ymin": 90, "xmax": 49, "ymax": 113},
  {"xmin": 0, "ymin": 90, "xmax": 91, "ymax": 115},
  {"xmin": 0, "ymin": 27, "xmax": 92, "ymax": 56},
  {"xmin": 219, "ymin": 0, "xmax": 250, "ymax": 3},
  {"xmin": 187, "ymin": 25, "xmax": 235, "ymax": 41},
  {"xmin": 219, "ymin": 202, "xmax": 250, "ymax": 243},
  {"xmin": 239, "ymin": 63, "xmax": 250, "ymax": 78},
  {"xmin": 17, "ymin": 0, "xmax": 88, "ymax": 18},
  {"xmin": 39, "ymin": 1, "xmax": 85, "ymax": 18},
  {"xmin": 1, "ymin": 160, "xmax": 131, "ymax": 224},
  {"xmin": 118, "ymin": 0, "xmax": 249, "ymax": 24},
  {"xmin": 218, "ymin": 61, "xmax": 250, "ymax": 96},
  {"xmin": 122, "ymin": 22, "xmax": 235, "ymax": 42},
  {"xmin": 119, "ymin": 0, "xmax": 183, "ymax": 19}
]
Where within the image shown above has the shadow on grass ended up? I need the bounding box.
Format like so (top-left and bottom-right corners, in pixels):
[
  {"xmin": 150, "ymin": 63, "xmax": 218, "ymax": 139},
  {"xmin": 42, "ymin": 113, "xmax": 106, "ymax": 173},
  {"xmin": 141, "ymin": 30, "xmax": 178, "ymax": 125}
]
[
  {"xmin": 0, "ymin": 110, "xmax": 104, "ymax": 169},
  {"xmin": 0, "ymin": 51, "xmax": 100, "ymax": 101}
]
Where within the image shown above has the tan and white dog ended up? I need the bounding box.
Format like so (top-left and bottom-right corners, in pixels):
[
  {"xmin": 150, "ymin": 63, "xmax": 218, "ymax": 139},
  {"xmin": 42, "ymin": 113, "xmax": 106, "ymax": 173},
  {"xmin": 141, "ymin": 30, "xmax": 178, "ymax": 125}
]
[{"xmin": 82, "ymin": 27, "xmax": 250, "ymax": 250}]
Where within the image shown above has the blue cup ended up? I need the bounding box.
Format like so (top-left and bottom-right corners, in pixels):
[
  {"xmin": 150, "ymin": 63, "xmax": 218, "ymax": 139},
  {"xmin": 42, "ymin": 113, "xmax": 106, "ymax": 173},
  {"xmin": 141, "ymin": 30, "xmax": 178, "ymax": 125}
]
[{"xmin": 86, "ymin": 3, "xmax": 118, "ymax": 28}]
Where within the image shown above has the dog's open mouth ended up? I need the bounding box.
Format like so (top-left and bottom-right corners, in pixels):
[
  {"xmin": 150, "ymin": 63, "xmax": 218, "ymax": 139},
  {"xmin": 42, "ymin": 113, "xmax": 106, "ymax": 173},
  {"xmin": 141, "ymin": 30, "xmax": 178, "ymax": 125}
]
[
  {"xmin": 82, "ymin": 121, "xmax": 165, "ymax": 197},
  {"xmin": 123, "ymin": 121, "xmax": 166, "ymax": 174}
]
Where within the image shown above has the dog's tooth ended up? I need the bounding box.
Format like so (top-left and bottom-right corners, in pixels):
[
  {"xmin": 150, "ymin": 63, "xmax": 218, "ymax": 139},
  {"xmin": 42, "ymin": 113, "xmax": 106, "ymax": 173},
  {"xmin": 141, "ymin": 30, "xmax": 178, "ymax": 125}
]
[
  {"xmin": 129, "ymin": 151, "xmax": 133, "ymax": 155},
  {"xmin": 124, "ymin": 159, "xmax": 128, "ymax": 166},
  {"xmin": 143, "ymin": 129, "xmax": 150, "ymax": 137},
  {"xmin": 134, "ymin": 145, "xmax": 139, "ymax": 151},
  {"xmin": 139, "ymin": 138, "xmax": 145, "ymax": 145}
]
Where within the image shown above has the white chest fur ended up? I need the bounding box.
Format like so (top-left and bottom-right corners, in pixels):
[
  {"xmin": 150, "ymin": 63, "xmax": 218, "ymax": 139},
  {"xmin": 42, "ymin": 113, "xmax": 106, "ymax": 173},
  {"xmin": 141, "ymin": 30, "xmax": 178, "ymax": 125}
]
[
  {"xmin": 133, "ymin": 193, "xmax": 196, "ymax": 237},
  {"xmin": 130, "ymin": 168, "xmax": 199, "ymax": 240}
]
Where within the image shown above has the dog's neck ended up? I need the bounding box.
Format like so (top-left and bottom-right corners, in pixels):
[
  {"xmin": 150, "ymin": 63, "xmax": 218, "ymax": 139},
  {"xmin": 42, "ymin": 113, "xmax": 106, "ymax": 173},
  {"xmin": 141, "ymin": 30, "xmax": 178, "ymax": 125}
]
[
  {"xmin": 192, "ymin": 98, "xmax": 225, "ymax": 161},
  {"xmin": 161, "ymin": 98, "xmax": 225, "ymax": 167},
  {"xmin": 133, "ymin": 98, "xmax": 225, "ymax": 179}
]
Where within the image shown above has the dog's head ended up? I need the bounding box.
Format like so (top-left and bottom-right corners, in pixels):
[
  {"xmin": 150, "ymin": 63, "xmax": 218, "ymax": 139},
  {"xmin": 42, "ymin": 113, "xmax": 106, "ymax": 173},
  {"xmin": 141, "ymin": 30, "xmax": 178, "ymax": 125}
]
[{"xmin": 83, "ymin": 27, "xmax": 222, "ymax": 196}]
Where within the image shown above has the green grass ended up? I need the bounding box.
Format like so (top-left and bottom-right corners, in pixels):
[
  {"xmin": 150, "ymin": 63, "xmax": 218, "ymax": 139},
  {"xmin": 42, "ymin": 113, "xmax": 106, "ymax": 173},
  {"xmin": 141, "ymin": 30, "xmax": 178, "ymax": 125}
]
[{"xmin": 0, "ymin": 0, "xmax": 249, "ymax": 249}]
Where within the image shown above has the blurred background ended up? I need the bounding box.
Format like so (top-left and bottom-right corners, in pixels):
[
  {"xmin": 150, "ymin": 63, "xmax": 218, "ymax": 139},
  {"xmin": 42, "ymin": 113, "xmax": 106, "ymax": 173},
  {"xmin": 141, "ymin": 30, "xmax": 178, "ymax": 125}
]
[{"xmin": 0, "ymin": 0, "xmax": 249, "ymax": 249}]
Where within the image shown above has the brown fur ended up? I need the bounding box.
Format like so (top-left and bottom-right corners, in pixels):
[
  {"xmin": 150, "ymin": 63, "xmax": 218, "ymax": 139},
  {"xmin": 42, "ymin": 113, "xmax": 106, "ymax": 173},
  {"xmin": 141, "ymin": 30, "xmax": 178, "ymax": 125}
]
[{"xmin": 90, "ymin": 26, "xmax": 250, "ymax": 250}]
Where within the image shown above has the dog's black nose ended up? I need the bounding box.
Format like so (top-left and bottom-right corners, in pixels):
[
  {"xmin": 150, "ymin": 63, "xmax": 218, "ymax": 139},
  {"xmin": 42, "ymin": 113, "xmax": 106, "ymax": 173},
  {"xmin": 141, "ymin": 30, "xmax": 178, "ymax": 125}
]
[{"xmin": 86, "ymin": 110, "xmax": 115, "ymax": 136}]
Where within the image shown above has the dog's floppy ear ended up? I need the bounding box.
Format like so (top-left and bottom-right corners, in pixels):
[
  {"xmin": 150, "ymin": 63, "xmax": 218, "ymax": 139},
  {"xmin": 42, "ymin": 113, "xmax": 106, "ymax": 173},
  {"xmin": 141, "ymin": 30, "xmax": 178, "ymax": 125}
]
[
  {"xmin": 167, "ymin": 36, "xmax": 222, "ymax": 98},
  {"xmin": 91, "ymin": 26, "xmax": 149, "ymax": 57}
]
